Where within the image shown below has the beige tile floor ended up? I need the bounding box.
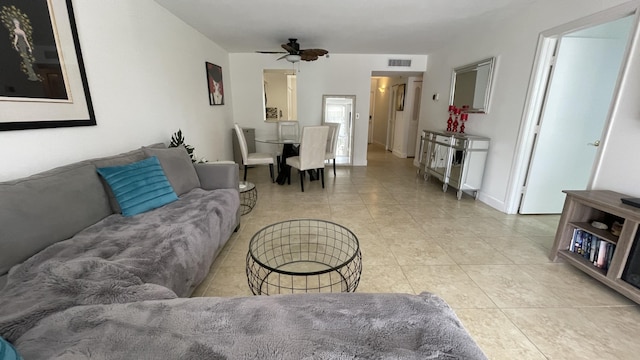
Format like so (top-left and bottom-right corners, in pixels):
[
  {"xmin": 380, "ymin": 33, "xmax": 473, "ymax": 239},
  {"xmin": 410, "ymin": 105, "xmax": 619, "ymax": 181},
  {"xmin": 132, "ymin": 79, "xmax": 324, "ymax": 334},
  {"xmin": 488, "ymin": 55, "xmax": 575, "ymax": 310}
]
[{"xmin": 193, "ymin": 144, "xmax": 640, "ymax": 360}]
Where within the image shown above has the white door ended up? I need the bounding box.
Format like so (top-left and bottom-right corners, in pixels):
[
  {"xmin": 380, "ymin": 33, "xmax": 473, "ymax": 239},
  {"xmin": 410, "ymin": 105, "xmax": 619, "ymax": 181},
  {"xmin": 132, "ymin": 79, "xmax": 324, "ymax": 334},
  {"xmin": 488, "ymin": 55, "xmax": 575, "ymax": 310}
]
[
  {"xmin": 386, "ymin": 88, "xmax": 396, "ymax": 151},
  {"xmin": 408, "ymin": 81, "xmax": 422, "ymax": 157},
  {"xmin": 520, "ymin": 16, "xmax": 633, "ymax": 214},
  {"xmin": 322, "ymin": 95, "xmax": 356, "ymax": 165}
]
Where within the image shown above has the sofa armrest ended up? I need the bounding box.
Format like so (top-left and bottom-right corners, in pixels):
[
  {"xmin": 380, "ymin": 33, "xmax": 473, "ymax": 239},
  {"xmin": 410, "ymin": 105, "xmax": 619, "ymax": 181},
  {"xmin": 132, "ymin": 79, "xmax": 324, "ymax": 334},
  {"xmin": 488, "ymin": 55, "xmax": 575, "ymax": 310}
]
[{"xmin": 194, "ymin": 163, "xmax": 239, "ymax": 190}]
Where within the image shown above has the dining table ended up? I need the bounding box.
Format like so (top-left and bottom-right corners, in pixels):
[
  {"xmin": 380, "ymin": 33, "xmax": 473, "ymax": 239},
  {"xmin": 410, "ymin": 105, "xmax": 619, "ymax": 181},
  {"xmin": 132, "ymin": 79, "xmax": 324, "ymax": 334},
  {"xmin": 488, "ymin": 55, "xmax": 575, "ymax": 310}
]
[{"xmin": 255, "ymin": 137, "xmax": 318, "ymax": 185}]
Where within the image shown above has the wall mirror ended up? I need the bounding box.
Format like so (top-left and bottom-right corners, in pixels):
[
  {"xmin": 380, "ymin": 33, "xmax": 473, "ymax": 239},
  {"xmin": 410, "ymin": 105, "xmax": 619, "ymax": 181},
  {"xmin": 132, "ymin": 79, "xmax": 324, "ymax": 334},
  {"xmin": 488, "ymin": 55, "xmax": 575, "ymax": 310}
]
[
  {"xmin": 263, "ymin": 69, "xmax": 297, "ymax": 121},
  {"xmin": 450, "ymin": 57, "xmax": 495, "ymax": 113}
]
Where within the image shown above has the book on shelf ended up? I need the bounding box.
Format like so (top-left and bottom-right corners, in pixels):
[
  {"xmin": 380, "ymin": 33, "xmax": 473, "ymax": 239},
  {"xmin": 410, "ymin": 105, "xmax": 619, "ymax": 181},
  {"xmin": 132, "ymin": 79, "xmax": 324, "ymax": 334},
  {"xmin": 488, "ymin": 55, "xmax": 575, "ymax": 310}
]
[
  {"xmin": 606, "ymin": 243, "xmax": 615, "ymax": 270},
  {"xmin": 568, "ymin": 228, "xmax": 616, "ymax": 270},
  {"xmin": 571, "ymin": 230, "xmax": 583, "ymax": 254},
  {"xmin": 570, "ymin": 228, "xmax": 578, "ymax": 252},
  {"xmin": 589, "ymin": 235, "xmax": 602, "ymax": 262},
  {"xmin": 596, "ymin": 240, "xmax": 608, "ymax": 268}
]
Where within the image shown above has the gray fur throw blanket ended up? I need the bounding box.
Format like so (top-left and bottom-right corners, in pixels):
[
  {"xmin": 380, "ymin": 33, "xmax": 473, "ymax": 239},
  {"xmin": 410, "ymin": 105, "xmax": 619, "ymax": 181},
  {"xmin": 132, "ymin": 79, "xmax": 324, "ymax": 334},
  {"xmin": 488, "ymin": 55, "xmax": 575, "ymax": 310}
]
[
  {"xmin": 0, "ymin": 188, "xmax": 239, "ymax": 342},
  {"xmin": 15, "ymin": 292, "xmax": 487, "ymax": 359}
]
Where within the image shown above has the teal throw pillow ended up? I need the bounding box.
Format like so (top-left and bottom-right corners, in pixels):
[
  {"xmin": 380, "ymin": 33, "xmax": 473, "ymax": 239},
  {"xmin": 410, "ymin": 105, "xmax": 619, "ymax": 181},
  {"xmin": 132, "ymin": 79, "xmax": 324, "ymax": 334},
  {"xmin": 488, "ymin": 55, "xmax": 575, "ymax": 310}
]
[
  {"xmin": 97, "ymin": 156, "xmax": 178, "ymax": 217},
  {"xmin": 0, "ymin": 337, "xmax": 22, "ymax": 360}
]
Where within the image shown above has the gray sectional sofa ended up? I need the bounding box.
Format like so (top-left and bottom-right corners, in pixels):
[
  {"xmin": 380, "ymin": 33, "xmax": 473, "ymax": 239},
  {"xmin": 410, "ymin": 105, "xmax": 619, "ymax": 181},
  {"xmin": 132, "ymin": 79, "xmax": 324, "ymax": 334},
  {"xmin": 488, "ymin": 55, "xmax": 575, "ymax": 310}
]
[
  {"xmin": 0, "ymin": 144, "xmax": 240, "ymax": 337},
  {"xmin": 0, "ymin": 143, "xmax": 487, "ymax": 359}
]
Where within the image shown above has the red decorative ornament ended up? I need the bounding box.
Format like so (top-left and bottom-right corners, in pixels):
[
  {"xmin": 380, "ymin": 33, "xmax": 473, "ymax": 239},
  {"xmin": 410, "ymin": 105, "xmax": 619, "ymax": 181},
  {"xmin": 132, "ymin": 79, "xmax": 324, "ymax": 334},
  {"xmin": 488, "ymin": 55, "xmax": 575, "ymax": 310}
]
[
  {"xmin": 446, "ymin": 105, "xmax": 455, "ymax": 132},
  {"xmin": 452, "ymin": 107, "xmax": 460, "ymax": 133},
  {"xmin": 459, "ymin": 113, "xmax": 468, "ymax": 134}
]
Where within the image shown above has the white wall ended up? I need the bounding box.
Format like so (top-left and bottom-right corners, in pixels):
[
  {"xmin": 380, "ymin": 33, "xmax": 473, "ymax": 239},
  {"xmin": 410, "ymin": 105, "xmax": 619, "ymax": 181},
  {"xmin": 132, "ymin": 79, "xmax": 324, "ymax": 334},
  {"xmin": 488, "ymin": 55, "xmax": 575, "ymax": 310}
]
[
  {"xmin": 0, "ymin": 0, "xmax": 233, "ymax": 181},
  {"xmin": 418, "ymin": 0, "xmax": 630, "ymax": 212},
  {"xmin": 228, "ymin": 53, "xmax": 427, "ymax": 166}
]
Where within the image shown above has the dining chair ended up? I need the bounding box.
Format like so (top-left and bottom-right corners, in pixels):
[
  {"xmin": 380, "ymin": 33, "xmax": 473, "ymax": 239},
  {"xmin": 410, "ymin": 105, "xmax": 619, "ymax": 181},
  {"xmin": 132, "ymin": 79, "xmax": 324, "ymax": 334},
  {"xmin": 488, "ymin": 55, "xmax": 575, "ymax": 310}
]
[
  {"xmin": 286, "ymin": 126, "xmax": 329, "ymax": 192},
  {"xmin": 278, "ymin": 121, "xmax": 299, "ymax": 140},
  {"xmin": 234, "ymin": 123, "xmax": 274, "ymax": 182},
  {"xmin": 275, "ymin": 121, "xmax": 299, "ymax": 171},
  {"xmin": 324, "ymin": 122, "xmax": 341, "ymax": 176}
]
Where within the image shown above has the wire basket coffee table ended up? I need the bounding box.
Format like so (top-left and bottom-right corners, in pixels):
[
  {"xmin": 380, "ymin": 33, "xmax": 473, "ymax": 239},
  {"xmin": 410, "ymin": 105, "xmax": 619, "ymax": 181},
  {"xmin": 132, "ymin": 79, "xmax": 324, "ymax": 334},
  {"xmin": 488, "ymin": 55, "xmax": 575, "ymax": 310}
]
[{"xmin": 246, "ymin": 219, "xmax": 362, "ymax": 295}]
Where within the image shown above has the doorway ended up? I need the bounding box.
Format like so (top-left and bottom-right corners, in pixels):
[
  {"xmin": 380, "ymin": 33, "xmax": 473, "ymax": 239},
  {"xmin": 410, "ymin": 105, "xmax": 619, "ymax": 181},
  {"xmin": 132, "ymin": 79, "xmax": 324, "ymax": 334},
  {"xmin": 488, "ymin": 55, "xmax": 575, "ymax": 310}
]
[
  {"xmin": 518, "ymin": 14, "xmax": 635, "ymax": 214},
  {"xmin": 322, "ymin": 95, "xmax": 356, "ymax": 165}
]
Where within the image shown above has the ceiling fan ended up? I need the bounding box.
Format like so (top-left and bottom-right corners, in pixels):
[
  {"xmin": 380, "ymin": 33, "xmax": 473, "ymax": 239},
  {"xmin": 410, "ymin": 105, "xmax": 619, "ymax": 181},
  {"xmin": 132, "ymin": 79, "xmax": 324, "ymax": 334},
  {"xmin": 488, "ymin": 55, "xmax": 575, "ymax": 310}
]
[{"xmin": 257, "ymin": 38, "xmax": 329, "ymax": 63}]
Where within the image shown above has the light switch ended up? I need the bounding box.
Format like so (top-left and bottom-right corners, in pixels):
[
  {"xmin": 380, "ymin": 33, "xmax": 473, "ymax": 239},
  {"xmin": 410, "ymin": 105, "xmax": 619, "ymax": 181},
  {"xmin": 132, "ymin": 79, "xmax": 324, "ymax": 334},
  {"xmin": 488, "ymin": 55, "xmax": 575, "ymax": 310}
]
[{"xmin": 355, "ymin": 113, "xmax": 360, "ymax": 119}]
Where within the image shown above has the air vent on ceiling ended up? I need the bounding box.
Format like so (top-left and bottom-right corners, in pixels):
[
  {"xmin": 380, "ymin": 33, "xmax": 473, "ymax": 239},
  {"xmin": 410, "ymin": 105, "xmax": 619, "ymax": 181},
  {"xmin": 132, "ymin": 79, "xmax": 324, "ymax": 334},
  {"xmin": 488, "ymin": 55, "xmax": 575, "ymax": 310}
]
[{"xmin": 388, "ymin": 59, "xmax": 412, "ymax": 67}]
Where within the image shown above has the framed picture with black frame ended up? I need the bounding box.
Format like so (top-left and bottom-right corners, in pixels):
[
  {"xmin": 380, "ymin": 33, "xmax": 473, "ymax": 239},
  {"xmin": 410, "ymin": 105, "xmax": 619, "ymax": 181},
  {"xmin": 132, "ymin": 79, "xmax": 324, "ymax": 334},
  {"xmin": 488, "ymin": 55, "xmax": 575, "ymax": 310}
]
[
  {"xmin": 205, "ymin": 62, "xmax": 224, "ymax": 105},
  {"xmin": 0, "ymin": 0, "xmax": 96, "ymax": 131}
]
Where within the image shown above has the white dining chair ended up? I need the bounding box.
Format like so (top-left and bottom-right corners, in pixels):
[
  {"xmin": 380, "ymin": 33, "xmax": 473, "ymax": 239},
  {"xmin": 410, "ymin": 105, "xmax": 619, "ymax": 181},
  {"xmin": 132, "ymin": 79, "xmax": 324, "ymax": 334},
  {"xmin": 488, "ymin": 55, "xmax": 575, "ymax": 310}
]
[
  {"xmin": 275, "ymin": 121, "xmax": 299, "ymax": 171},
  {"xmin": 286, "ymin": 126, "xmax": 329, "ymax": 192},
  {"xmin": 324, "ymin": 122, "xmax": 341, "ymax": 176},
  {"xmin": 278, "ymin": 121, "xmax": 299, "ymax": 140},
  {"xmin": 234, "ymin": 123, "xmax": 274, "ymax": 182}
]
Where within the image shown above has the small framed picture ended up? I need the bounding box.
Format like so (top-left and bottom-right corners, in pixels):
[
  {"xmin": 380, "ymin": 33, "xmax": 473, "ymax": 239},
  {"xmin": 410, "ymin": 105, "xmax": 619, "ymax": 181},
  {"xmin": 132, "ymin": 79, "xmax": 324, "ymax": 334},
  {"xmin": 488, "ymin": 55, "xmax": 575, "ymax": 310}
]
[
  {"xmin": 205, "ymin": 62, "xmax": 223, "ymax": 105},
  {"xmin": 396, "ymin": 83, "xmax": 406, "ymax": 111},
  {"xmin": 265, "ymin": 107, "xmax": 278, "ymax": 120}
]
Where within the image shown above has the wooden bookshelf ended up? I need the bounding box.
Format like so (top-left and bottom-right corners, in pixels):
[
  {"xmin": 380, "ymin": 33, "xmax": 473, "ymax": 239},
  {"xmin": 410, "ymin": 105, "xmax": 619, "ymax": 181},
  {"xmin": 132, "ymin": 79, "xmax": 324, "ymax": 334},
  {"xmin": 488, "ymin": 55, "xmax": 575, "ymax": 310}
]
[{"xmin": 550, "ymin": 190, "xmax": 640, "ymax": 304}]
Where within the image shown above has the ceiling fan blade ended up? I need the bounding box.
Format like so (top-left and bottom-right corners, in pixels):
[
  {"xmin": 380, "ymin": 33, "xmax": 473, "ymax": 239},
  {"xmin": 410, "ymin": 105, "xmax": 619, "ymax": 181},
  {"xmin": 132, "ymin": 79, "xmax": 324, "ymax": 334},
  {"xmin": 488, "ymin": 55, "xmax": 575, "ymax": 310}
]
[
  {"xmin": 300, "ymin": 53, "xmax": 319, "ymax": 61},
  {"xmin": 300, "ymin": 49, "xmax": 328, "ymax": 57},
  {"xmin": 281, "ymin": 43, "xmax": 297, "ymax": 54},
  {"xmin": 256, "ymin": 51, "xmax": 287, "ymax": 54}
]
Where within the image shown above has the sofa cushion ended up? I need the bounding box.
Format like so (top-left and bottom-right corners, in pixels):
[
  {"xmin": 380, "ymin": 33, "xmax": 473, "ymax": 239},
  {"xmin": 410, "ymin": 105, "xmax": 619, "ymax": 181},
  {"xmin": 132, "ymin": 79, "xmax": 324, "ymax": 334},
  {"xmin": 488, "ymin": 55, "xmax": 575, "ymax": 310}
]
[
  {"xmin": 0, "ymin": 163, "xmax": 112, "ymax": 275},
  {"xmin": 91, "ymin": 145, "xmax": 165, "ymax": 213},
  {"xmin": 143, "ymin": 146, "xmax": 200, "ymax": 196},
  {"xmin": 97, "ymin": 156, "xmax": 178, "ymax": 217}
]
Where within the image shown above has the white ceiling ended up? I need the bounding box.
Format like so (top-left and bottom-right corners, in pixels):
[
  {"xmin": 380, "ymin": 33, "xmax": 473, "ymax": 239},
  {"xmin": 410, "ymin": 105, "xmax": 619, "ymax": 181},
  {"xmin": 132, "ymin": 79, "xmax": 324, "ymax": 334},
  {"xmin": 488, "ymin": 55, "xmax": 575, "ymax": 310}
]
[{"xmin": 154, "ymin": 0, "xmax": 539, "ymax": 55}]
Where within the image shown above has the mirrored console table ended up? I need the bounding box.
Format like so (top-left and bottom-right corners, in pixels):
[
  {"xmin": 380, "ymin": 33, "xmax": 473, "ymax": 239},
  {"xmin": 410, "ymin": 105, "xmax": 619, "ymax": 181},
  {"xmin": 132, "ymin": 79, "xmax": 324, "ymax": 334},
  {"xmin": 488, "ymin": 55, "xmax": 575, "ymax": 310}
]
[{"xmin": 419, "ymin": 129, "xmax": 490, "ymax": 200}]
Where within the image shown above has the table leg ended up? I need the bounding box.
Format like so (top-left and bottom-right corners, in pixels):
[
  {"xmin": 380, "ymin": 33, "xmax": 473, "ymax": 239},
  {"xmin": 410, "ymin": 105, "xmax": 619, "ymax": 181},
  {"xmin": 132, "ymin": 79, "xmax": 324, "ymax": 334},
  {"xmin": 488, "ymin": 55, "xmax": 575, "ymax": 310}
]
[{"xmin": 276, "ymin": 144, "xmax": 296, "ymax": 185}]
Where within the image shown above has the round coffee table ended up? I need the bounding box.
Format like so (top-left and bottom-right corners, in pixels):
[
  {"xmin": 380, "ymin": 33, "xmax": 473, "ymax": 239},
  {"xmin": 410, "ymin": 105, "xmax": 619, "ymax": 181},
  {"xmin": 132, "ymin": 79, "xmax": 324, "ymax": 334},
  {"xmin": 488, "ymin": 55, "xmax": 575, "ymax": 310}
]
[
  {"xmin": 246, "ymin": 219, "xmax": 362, "ymax": 295},
  {"xmin": 239, "ymin": 181, "xmax": 256, "ymax": 215}
]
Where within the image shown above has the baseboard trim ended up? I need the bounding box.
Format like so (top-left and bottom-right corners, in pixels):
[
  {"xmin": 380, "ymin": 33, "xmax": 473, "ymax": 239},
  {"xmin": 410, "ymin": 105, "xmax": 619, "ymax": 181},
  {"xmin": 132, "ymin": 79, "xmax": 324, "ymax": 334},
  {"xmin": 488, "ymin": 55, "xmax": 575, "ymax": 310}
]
[
  {"xmin": 477, "ymin": 192, "xmax": 509, "ymax": 213},
  {"xmin": 392, "ymin": 150, "xmax": 407, "ymax": 158}
]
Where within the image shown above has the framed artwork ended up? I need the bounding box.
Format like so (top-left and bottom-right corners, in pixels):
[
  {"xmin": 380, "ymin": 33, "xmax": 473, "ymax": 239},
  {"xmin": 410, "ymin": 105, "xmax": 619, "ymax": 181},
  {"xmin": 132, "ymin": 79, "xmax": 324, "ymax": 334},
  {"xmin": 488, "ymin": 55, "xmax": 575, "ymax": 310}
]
[
  {"xmin": 396, "ymin": 83, "xmax": 406, "ymax": 111},
  {"xmin": 0, "ymin": 0, "xmax": 95, "ymax": 131},
  {"xmin": 205, "ymin": 62, "xmax": 224, "ymax": 105},
  {"xmin": 265, "ymin": 107, "xmax": 278, "ymax": 120}
]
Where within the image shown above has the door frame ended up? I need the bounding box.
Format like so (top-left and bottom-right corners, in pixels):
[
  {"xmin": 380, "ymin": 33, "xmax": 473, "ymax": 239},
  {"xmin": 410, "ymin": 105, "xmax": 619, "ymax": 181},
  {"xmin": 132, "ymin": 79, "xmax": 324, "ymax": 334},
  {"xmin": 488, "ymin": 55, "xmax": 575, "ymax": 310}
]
[
  {"xmin": 505, "ymin": 2, "xmax": 639, "ymax": 214},
  {"xmin": 321, "ymin": 94, "xmax": 357, "ymax": 165}
]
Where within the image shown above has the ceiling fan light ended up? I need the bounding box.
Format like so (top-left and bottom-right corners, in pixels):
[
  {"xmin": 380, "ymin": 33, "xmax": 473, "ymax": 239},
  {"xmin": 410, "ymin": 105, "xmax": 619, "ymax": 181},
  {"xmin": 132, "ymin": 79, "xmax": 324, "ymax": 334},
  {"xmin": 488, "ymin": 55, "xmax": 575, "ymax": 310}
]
[{"xmin": 285, "ymin": 54, "xmax": 301, "ymax": 63}]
